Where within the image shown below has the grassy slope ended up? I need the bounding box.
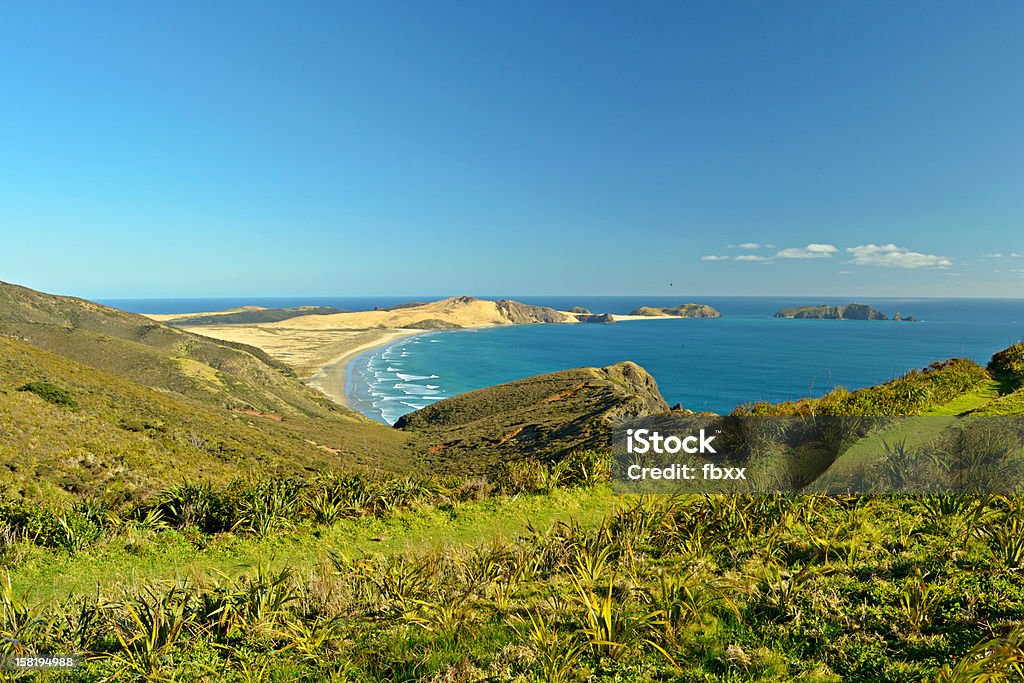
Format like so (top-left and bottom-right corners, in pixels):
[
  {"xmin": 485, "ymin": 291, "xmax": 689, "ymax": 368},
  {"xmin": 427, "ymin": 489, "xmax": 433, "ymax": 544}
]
[
  {"xmin": 6, "ymin": 484, "xmax": 1024, "ymax": 682},
  {"xmin": 12, "ymin": 487, "xmax": 613, "ymax": 602},
  {"xmin": 0, "ymin": 281, "xmax": 354, "ymax": 419},
  {"xmin": 769, "ymin": 361, "xmax": 1019, "ymax": 487},
  {"xmin": 397, "ymin": 362, "xmax": 669, "ymax": 472},
  {"xmin": 0, "ymin": 336, "xmax": 411, "ymax": 503},
  {"xmin": 922, "ymin": 380, "xmax": 1002, "ymax": 416}
]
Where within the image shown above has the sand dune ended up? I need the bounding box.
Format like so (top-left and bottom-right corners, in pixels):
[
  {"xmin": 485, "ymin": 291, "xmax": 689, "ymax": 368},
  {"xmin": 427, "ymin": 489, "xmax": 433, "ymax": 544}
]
[{"xmin": 264, "ymin": 296, "xmax": 575, "ymax": 330}]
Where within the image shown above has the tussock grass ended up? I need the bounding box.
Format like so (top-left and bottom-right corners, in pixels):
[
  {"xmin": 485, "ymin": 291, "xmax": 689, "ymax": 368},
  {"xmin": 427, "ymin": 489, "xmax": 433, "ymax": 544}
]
[{"xmin": 2, "ymin": 473, "xmax": 1024, "ymax": 681}]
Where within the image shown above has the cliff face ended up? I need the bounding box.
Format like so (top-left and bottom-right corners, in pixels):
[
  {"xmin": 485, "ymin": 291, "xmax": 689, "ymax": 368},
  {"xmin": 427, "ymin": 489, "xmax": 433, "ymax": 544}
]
[
  {"xmin": 396, "ymin": 361, "xmax": 670, "ymax": 471},
  {"xmin": 494, "ymin": 299, "xmax": 575, "ymax": 324},
  {"xmin": 774, "ymin": 304, "xmax": 887, "ymax": 320},
  {"xmin": 630, "ymin": 304, "xmax": 721, "ymax": 318}
]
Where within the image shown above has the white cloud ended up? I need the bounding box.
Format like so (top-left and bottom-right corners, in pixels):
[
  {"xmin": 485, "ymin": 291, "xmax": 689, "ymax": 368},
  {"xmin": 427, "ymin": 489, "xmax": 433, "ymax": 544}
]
[
  {"xmin": 838, "ymin": 270, "xmax": 855, "ymax": 275},
  {"xmin": 700, "ymin": 255, "xmax": 730, "ymax": 261},
  {"xmin": 982, "ymin": 253, "xmax": 1004, "ymax": 258},
  {"xmin": 728, "ymin": 242, "xmax": 762, "ymax": 249},
  {"xmin": 846, "ymin": 244, "xmax": 953, "ymax": 269},
  {"xmin": 735, "ymin": 254, "xmax": 769, "ymax": 262},
  {"xmin": 981, "ymin": 252, "xmax": 1022, "ymax": 259},
  {"xmin": 775, "ymin": 243, "xmax": 839, "ymax": 259}
]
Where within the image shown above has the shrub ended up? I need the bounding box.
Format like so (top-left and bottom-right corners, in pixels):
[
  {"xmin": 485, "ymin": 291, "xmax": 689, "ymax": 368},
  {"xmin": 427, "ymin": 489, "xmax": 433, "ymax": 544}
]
[
  {"xmin": 17, "ymin": 381, "xmax": 77, "ymax": 409},
  {"xmin": 988, "ymin": 342, "xmax": 1024, "ymax": 391},
  {"xmin": 736, "ymin": 359, "xmax": 989, "ymax": 416},
  {"xmin": 0, "ymin": 499, "xmax": 100, "ymax": 552},
  {"xmin": 494, "ymin": 458, "xmax": 548, "ymax": 494},
  {"xmin": 153, "ymin": 482, "xmax": 231, "ymax": 533},
  {"xmin": 561, "ymin": 450, "xmax": 612, "ymax": 487}
]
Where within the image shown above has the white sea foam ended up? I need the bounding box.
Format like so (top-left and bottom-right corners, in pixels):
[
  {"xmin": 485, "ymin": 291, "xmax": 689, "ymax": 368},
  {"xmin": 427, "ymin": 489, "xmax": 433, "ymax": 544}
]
[
  {"xmin": 393, "ymin": 384, "xmax": 440, "ymax": 395},
  {"xmin": 352, "ymin": 336, "xmax": 454, "ymax": 424}
]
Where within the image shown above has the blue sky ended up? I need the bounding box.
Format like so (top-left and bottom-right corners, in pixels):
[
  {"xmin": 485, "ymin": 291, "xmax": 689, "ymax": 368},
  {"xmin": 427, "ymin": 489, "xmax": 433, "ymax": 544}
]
[{"xmin": 1, "ymin": 2, "xmax": 1022, "ymax": 298}]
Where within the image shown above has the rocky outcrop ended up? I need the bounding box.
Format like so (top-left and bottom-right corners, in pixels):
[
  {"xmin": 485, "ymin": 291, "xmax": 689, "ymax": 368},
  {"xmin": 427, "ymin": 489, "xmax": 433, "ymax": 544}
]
[
  {"xmin": 892, "ymin": 313, "xmax": 918, "ymax": 322},
  {"xmin": 630, "ymin": 304, "xmax": 721, "ymax": 318},
  {"xmin": 774, "ymin": 304, "xmax": 887, "ymax": 320},
  {"xmin": 396, "ymin": 361, "xmax": 670, "ymax": 471},
  {"xmin": 574, "ymin": 313, "xmax": 616, "ymax": 323},
  {"xmin": 495, "ymin": 299, "xmax": 574, "ymax": 324}
]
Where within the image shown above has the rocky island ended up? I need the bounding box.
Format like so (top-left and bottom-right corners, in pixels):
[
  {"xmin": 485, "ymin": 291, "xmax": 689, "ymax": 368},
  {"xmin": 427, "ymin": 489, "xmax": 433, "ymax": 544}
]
[
  {"xmin": 773, "ymin": 303, "xmax": 915, "ymax": 321},
  {"xmin": 629, "ymin": 303, "xmax": 721, "ymax": 318}
]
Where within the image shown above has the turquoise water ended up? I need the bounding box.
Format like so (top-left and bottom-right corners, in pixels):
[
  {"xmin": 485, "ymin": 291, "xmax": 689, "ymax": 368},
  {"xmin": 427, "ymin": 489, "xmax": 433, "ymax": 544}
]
[
  {"xmin": 102, "ymin": 295, "xmax": 1024, "ymax": 426},
  {"xmin": 345, "ymin": 297, "xmax": 1024, "ymax": 424}
]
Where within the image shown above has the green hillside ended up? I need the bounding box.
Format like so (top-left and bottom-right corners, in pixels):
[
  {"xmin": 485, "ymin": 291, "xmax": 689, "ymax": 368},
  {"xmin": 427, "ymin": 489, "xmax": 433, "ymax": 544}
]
[
  {"xmin": 0, "ymin": 281, "xmax": 347, "ymax": 419},
  {"xmin": 0, "ymin": 336, "xmax": 412, "ymax": 503},
  {"xmin": 397, "ymin": 361, "xmax": 669, "ymax": 472}
]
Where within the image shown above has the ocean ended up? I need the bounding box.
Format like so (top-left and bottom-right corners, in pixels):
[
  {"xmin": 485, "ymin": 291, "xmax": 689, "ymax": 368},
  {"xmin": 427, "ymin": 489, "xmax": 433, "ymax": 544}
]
[{"xmin": 104, "ymin": 296, "xmax": 1024, "ymax": 425}]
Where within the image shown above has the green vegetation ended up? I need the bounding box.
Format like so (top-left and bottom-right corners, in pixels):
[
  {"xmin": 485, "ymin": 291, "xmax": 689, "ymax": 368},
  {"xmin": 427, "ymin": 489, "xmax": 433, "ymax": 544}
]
[
  {"xmin": 0, "ymin": 336, "xmax": 411, "ymax": 503},
  {"xmin": 397, "ymin": 362, "xmax": 669, "ymax": 472},
  {"xmin": 3, "ymin": 472, "xmax": 1024, "ymax": 681},
  {"xmin": 375, "ymin": 301, "xmax": 429, "ymax": 311},
  {"xmin": 17, "ymin": 381, "xmax": 77, "ymax": 409},
  {"xmin": 569, "ymin": 306, "xmax": 591, "ymax": 314},
  {"xmin": 989, "ymin": 342, "xmax": 1024, "ymax": 392},
  {"xmin": 0, "ymin": 281, "xmax": 348, "ymax": 418},
  {"xmin": 401, "ymin": 319, "xmax": 462, "ymax": 330},
  {"xmin": 738, "ymin": 358, "xmax": 991, "ymax": 417},
  {"xmin": 922, "ymin": 380, "xmax": 1001, "ymax": 416}
]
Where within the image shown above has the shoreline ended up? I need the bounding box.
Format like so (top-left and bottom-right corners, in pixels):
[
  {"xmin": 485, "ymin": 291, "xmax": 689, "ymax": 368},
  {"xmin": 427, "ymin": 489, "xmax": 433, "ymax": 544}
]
[
  {"xmin": 169, "ymin": 309, "xmax": 707, "ymax": 419},
  {"xmin": 309, "ymin": 317, "xmax": 686, "ymax": 411},
  {"xmin": 305, "ymin": 328, "xmax": 425, "ymax": 408},
  {"xmin": 286, "ymin": 316, "xmax": 701, "ymax": 413}
]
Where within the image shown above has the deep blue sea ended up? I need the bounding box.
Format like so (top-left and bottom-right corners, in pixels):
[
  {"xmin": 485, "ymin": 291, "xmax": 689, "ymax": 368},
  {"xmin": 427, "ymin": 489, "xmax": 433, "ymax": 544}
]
[{"xmin": 104, "ymin": 296, "xmax": 1024, "ymax": 425}]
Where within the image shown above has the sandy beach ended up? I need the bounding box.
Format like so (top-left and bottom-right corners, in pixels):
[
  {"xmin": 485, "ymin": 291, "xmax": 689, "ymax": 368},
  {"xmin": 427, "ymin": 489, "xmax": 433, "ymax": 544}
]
[
  {"xmin": 303, "ymin": 329, "xmax": 423, "ymax": 407},
  {"xmin": 172, "ymin": 324, "xmax": 422, "ymax": 407}
]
